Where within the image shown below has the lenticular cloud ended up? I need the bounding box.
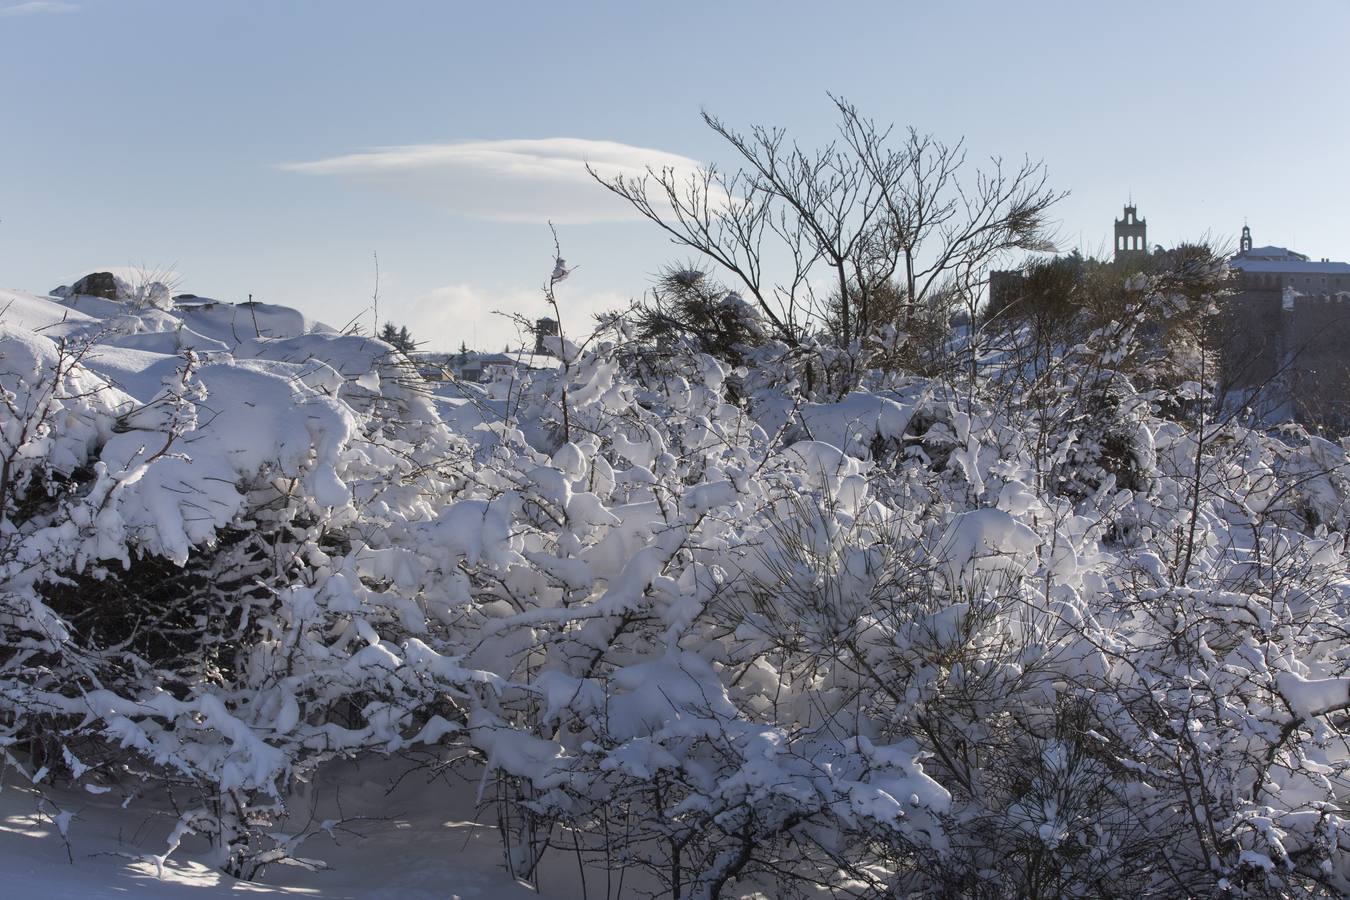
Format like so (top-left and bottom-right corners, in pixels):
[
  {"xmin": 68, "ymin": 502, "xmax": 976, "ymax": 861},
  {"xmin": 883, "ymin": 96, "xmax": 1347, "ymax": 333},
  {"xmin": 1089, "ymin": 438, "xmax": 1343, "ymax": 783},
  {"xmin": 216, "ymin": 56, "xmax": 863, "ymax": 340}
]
[{"xmin": 282, "ymin": 137, "xmax": 703, "ymax": 224}]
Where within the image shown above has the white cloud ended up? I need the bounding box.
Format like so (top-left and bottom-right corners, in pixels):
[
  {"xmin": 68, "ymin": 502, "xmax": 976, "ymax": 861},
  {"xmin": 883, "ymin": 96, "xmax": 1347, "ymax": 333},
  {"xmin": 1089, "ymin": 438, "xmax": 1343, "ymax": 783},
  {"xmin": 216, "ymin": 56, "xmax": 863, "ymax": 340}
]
[
  {"xmin": 403, "ymin": 281, "xmax": 630, "ymax": 353},
  {"xmin": 281, "ymin": 138, "xmax": 706, "ymax": 225},
  {"xmin": 0, "ymin": 1, "xmax": 78, "ymax": 16}
]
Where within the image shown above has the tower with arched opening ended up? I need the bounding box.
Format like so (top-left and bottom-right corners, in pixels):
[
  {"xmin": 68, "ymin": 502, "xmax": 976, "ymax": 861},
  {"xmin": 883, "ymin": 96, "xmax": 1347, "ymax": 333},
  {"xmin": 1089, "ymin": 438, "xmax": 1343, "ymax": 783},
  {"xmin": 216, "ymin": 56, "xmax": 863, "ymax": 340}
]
[{"xmin": 1114, "ymin": 203, "xmax": 1147, "ymax": 263}]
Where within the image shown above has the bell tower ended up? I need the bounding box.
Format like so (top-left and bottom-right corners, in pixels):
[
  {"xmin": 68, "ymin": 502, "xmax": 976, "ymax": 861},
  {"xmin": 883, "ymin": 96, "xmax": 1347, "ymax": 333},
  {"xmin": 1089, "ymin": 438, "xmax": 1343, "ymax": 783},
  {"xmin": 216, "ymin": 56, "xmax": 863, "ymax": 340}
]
[
  {"xmin": 1114, "ymin": 202, "xmax": 1147, "ymax": 263},
  {"xmin": 1240, "ymin": 222, "xmax": 1252, "ymax": 254}
]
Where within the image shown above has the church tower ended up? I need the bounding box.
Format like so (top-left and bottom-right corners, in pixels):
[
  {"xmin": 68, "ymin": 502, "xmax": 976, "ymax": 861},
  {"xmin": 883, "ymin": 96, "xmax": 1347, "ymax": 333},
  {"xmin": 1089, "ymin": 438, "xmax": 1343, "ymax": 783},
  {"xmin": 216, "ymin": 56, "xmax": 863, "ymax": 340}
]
[
  {"xmin": 1114, "ymin": 203, "xmax": 1147, "ymax": 263},
  {"xmin": 1240, "ymin": 223, "xmax": 1253, "ymax": 254}
]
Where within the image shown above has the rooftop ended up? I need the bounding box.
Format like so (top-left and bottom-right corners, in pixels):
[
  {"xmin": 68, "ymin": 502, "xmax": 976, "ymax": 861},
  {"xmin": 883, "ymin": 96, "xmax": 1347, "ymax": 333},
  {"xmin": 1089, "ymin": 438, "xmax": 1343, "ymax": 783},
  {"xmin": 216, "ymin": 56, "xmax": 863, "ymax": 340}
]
[{"xmin": 1230, "ymin": 245, "xmax": 1350, "ymax": 274}]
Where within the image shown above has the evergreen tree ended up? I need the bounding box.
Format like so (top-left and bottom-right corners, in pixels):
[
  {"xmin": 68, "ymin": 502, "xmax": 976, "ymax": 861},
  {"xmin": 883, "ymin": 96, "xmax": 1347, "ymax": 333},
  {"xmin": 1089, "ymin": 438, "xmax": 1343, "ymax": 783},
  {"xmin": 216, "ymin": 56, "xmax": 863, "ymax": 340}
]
[{"xmin": 378, "ymin": 322, "xmax": 417, "ymax": 353}]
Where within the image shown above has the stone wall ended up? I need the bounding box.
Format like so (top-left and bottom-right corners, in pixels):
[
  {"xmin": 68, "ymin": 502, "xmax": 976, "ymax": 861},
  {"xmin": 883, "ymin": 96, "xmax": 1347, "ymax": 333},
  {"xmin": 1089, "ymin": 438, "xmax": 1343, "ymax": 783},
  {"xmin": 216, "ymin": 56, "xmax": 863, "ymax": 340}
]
[
  {"xmin": 1286, "ymin": 293, "xmax": 1350, "ymax": 429},
  {"xmin": 1220, "ymin": 275, "xmax": 1350, "ymax": 432}
]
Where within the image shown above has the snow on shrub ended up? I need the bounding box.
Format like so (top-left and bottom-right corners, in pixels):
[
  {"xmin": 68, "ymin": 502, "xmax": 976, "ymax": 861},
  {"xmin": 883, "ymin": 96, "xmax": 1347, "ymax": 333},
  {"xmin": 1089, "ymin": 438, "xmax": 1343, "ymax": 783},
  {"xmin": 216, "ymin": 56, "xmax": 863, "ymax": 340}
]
[{"xmin": 2, "ymin": 273, "xmax": 1350, "ymax": 897}]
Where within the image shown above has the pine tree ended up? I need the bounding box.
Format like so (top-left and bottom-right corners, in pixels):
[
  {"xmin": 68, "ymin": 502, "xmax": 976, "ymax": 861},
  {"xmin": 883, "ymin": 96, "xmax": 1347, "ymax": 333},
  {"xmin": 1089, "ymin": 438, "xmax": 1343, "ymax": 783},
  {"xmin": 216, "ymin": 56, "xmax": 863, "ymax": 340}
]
[{"xmin": 378, "ymin": 322, "xmax": 417, "ymax": 353}]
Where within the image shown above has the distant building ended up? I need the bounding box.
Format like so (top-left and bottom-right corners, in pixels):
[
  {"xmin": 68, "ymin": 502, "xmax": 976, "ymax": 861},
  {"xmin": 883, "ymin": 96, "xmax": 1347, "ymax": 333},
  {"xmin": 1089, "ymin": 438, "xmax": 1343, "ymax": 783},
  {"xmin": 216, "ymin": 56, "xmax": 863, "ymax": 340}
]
[
  {"xmin": 534, "ymin": 317, "xmax": 559, "ymax": 356},
  {"xmin": 450, "ymin": 352, "xmax": 515, "ymax": 383},
  {"xmin": 1221, "ymin": 225, "xmax": 1350, "ymax": 429},
  {"xmin": 1228, "ymin": 228, "xmax": 1350, "ymax": 293},
  {"xmin": 416, "ymin": 360, "xmax": 451, "ymax": 382},
  {"xmin": 989, "ymin": 203, "xmax": 1350, "ymax": 430},
  {"xmin": 987, "ymin": 201, "xmax": 1149, "ymax": 313},
  {"xmin": 425, "ymin": 349, "xmax": 557, "ymax": 384},
  {"xmin": 1114, "ymin": 203, "xmax": 1148, "ymax": 264},
  {"xmin": 987, "ymin": 268, "xmax": 1026, "ymax": 316}
]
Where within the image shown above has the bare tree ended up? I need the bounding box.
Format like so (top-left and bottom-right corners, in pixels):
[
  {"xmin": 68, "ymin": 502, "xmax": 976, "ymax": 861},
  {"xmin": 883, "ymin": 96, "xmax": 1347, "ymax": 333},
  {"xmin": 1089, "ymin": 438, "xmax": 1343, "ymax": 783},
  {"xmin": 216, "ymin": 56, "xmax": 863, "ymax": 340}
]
[{"xmin": 591, "ymin": 96, "xmax": 1064, "ymax": 351}]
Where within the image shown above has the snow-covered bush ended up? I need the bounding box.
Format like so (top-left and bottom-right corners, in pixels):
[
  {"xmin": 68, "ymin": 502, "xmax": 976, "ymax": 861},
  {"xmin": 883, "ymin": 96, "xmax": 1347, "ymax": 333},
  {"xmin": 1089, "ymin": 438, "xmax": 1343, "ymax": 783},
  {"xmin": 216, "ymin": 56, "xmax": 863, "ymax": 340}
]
[
  {"xmin": 3, "ymin": 261, "xmax": 1350, "ymax": 897},
  {"xmin": 0, "ymin": 315, "xmax": 494, "ymax": 877}
]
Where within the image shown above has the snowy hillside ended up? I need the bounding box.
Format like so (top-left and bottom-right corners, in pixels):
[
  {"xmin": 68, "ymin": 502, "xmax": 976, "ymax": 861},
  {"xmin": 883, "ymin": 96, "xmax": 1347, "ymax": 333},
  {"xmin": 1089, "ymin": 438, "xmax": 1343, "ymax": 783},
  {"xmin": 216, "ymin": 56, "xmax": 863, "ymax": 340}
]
[{"xmin": 3, "ymin": 276, "xmax": 1350, "ymax": 898}]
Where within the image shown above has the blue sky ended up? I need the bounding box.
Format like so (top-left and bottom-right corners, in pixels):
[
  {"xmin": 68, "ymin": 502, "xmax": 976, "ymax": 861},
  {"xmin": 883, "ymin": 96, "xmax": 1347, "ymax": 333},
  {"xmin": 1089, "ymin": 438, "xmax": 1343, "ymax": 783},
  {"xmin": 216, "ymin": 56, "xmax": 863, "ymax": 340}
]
[{"xmin": 3, "ymin": 0, "xmax": 1348, "ymax": 351}]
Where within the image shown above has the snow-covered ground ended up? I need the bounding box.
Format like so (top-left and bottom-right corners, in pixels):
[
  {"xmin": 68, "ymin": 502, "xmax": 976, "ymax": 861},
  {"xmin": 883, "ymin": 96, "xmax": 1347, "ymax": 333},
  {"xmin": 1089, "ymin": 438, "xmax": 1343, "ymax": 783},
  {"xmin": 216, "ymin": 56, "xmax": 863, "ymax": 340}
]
[{"xmin": 0, "ymin": 761, "xmax": 550, "ymax": 899}]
